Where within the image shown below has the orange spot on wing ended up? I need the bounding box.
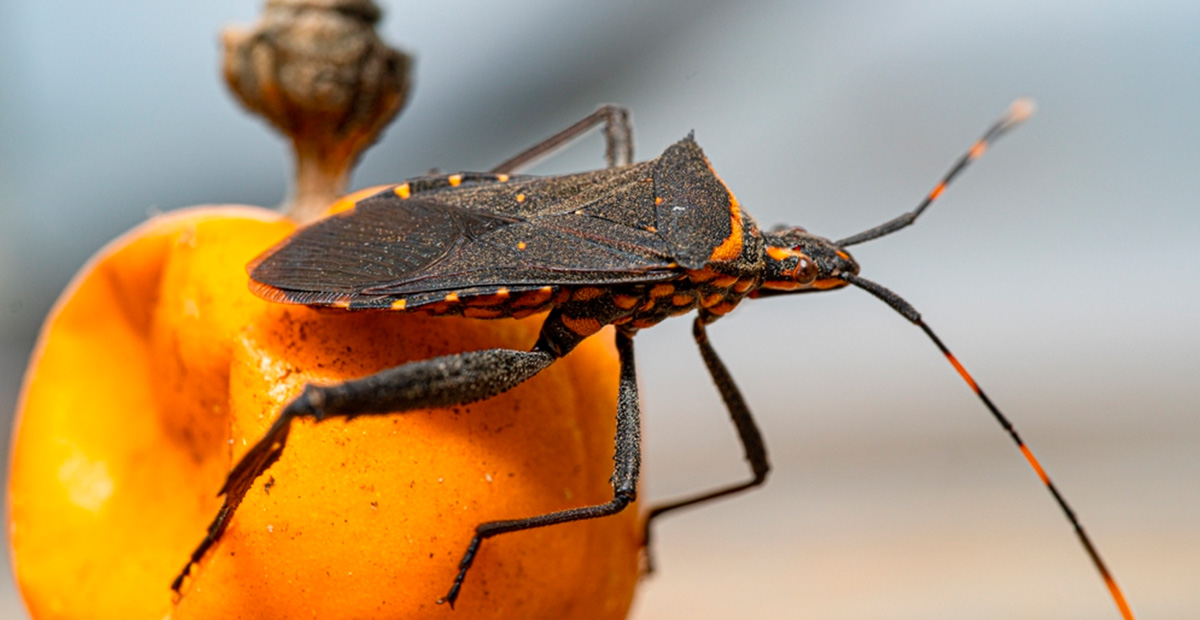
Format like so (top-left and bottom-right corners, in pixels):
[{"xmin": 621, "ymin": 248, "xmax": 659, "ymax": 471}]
[
  {"xmin": 389, "ymin": 299, "xmax": 407, "ymax": 310},
  {"xmin": 671, "ymin": 293, "xmax": 694, "ymax": 306},
  {"xmin": 444, "ymin": 292, "xmax": 460, "ymax": 303},
  {"xmin": 515, "ymin": 194, "xmax": 526, "ymax": 203},
  {"xmin": 929, "ymin": 182, "xmax": 947, "ymax": 201},
  {"xmin": 496, "ymin": 174, "xmax": 510, "ymax": 182},
  {"xmin": 394, "ymin": 184, "xmax": 411, "ymax": 199},
  {"xmin": 447, "ymin": 174, "xmax": 463, "ymax": 187},
  {"xmin": 650, "ymin": 284, "xmax": 675, "ymax": 298}
]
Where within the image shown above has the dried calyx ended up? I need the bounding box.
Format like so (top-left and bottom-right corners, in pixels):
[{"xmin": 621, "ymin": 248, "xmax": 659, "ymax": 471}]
[{"xmin": 222, "ymin": 0, "xmax": 412, "ymax": 223}]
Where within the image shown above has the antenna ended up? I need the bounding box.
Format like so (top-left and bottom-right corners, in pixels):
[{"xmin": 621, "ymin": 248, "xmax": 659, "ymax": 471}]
[
  {"xmin": 840, "ymin": 272, "xmax": 1134, "ymax": 620},
  {"xmin": 836, "ymin": 98, "xmax": 1035, "ymax": 247}
]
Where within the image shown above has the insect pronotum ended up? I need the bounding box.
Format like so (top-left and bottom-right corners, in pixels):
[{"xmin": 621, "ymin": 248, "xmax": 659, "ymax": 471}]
[{"xmin": 172, "ymin": 101, "xmax": 1134, "ymax": 617}]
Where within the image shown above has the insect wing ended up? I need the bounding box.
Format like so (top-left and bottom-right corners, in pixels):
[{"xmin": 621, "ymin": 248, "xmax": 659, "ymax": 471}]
[{"xmin": 250, "ymin": 189, "xmax": 679, "ymax": 306}]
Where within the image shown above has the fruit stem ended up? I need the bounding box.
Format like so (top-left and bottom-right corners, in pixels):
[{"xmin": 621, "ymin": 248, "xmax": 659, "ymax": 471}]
[{"xmin": 221, "ymin": 0, "xmax": 412, "ymax": 223}]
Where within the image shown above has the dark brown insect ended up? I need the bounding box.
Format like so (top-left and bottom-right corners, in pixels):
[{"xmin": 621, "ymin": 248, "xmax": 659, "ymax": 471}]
[{"xmin": 174, "ymin": 102, "xmax": 1133, "ymax": 618}]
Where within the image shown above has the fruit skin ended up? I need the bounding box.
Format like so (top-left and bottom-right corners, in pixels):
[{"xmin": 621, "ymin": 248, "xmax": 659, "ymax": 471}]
[{"xmin": 9, "ymin": 200, "xmax": 639, "ymax": 620}]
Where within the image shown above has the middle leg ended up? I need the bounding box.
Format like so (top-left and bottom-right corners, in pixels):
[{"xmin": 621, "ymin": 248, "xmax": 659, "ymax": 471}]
[
  {"xmin": 641, "ymin": 316, "xmax": 771, "ymax": 570},
  {"xmin": 440, "ymin": 326, "xmax": 643, "ymax": 607}
]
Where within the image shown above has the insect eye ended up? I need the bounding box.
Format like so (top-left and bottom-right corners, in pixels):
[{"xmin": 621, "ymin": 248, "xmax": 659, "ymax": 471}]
[{"xmin": 790, "ymin": 256, "xmax": 817, "ymax": 285}]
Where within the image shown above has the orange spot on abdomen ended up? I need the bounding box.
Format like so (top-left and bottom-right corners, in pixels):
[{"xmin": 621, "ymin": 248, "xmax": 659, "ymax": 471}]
[
  {"xmin": 464, "ymin": 288, "xmax": 511, "ymax": 307},
  {"xmin": 561, "ymin": 315, "xmax": 603, "ymax": 336},
  {"xmin": 462, "ymin": 307, "xmax": 506, "ymax": 319},
  {"xmin": 510, "ymin": 287, "xmax": 554, "ymax": 309},
  {"xmin": 572, "ymin": 287, "xmax": 603, "ymax": 301},
  {"xmin": 612, "ymin": 294, "xmax": 639, "ymax": 310}
]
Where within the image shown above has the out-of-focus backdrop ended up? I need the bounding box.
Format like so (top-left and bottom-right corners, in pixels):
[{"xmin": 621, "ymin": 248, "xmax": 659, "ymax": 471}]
[{"xmin": 2, "ymin": 1, "xmax": 1197, "ymax": 618}]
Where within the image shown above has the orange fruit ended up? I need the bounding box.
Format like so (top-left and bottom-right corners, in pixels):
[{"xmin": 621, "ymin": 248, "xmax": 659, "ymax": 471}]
[{"xmin": 9, "ymin": 195, "xmax": 640, "ymax": 619}]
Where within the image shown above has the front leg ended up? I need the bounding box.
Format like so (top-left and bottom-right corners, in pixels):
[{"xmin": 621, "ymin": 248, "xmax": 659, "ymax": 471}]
[{"xmin": 173, "ymin": 314, "xmax": 585, "ymax": 593}]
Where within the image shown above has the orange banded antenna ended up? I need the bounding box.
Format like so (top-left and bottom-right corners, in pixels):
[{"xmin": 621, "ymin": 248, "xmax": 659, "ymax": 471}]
[
  {"xmin": 840, "ymin": 272, "xmax": 1134, "ymax": 620},
  {"xmin": 836, "ymin": 98, "xmax": 1035, "ymax": 247}
]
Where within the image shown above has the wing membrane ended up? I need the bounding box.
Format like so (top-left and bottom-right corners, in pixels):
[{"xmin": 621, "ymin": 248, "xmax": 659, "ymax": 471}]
[{"xmin": 251, "ymin": 187, "xmax": 678, "ymax": 304}]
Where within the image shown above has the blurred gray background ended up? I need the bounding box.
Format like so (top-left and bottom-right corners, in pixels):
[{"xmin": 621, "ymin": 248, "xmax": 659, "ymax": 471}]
[{"xmin": 2, "ymin": 1, "xmax": 1197, "ymax": 618}]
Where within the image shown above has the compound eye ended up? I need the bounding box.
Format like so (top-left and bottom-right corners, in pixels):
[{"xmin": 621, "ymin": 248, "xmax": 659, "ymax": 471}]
[{"xmin": 790, "ymin": 256, "xmax": 818, "ymax": 285}]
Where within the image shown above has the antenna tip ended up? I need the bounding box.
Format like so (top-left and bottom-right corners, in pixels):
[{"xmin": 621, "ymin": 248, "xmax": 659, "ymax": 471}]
[{"xmin": 1007, "ymin": 97, "xmax": 1037, "ymax": 124}]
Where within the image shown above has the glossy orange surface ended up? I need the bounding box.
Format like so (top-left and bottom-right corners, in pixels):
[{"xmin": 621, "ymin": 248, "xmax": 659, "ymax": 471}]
[{"xmin": 9, "ymin": 200, "xmax": 639, "ymax": 619}]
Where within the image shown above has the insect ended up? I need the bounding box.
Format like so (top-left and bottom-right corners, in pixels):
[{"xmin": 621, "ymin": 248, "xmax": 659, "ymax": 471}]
[{"xmin": 173, "ymin": 102, "xmax": 1133, "ymax": 617}]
